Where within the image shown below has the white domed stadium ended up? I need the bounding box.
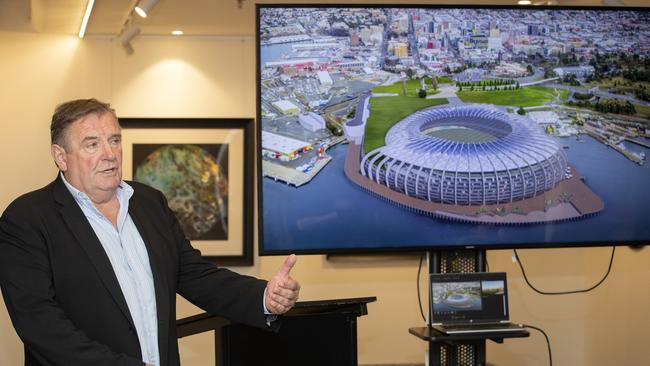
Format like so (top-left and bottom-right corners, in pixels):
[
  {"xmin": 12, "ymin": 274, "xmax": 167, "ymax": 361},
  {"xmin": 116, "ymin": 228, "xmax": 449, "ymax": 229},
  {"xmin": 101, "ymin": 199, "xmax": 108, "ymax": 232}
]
[{"xmin": 360, "ymin": 105, "xmax": 567, "ymax": 206}]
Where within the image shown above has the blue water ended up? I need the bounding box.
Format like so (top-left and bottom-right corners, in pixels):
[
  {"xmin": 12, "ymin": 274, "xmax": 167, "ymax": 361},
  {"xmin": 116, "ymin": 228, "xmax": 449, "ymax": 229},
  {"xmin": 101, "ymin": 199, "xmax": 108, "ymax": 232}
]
[
  {"xmin": 260, "ymin": 43, "xmax": 327, "ymax": 66},
  {"xmin": 260, "ymin": 44, "xmax": 293, "ymax": 66},
  {"xmin": 262, "ymin": 135, "xmax": 650, "ymax": 252}
]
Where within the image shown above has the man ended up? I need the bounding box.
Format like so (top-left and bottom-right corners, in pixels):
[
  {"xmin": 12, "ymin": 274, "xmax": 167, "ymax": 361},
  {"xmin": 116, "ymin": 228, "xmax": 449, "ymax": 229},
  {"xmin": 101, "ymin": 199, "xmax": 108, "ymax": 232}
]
[{"xmin": 0, "ymin": 99, "xmax": 300, "ymax": 366}]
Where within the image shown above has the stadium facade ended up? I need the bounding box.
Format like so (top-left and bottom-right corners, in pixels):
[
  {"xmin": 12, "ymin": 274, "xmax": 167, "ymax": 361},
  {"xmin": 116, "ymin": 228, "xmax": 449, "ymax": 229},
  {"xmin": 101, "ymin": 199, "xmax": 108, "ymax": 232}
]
[{"xmin": 360, "ymin": 105, "xmax": 568, "ymax": 206}]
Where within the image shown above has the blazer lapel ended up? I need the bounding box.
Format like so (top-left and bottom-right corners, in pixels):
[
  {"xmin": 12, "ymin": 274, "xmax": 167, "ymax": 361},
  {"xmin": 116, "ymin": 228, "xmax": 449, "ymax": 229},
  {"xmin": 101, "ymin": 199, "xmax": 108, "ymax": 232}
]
[
  {"xmin": 128, "ymin": 197, "xmax": 171, "ymax": 365},
  {"xmin": 52, "ymin": 176, "xmax": 137, "ymax": 331}
]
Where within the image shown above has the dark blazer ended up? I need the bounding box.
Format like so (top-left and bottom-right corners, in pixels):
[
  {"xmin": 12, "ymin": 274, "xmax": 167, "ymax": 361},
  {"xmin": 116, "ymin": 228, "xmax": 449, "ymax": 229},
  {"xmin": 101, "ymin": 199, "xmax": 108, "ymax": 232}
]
[{"xmin": 0, "ymin": 175, "xmax": 270, "ymax": 366}]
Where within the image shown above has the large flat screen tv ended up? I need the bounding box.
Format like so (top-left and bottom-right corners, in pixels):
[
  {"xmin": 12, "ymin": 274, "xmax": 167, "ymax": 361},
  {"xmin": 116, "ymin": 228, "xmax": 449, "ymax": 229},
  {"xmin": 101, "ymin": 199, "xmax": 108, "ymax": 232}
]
[{"xmin": 256, "ymin": 4, "xmax": 650, "ymax": 255}]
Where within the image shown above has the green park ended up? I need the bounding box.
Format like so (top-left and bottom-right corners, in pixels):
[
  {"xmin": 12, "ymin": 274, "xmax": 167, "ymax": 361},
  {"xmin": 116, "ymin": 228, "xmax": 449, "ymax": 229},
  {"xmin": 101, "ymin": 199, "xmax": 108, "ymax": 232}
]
[
  {"xmin": 457, "ymin": 85, "xmax": 568, "ymax": 108},
  {"xmin": 372, "ymin": 77, "xmax": 442, "ymax": 98},
  {"xmin": 363, "ymin": 95, "xmax": 448, "ymax": 153}
]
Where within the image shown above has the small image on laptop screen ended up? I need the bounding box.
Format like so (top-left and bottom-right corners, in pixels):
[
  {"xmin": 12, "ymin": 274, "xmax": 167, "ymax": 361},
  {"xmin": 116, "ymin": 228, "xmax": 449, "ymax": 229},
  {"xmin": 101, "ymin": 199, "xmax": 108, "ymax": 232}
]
[
  {"xmin": 480, "ymin": 280, "xmax": 507, "ymax": 317},
  {"xmin": 432, "ymin": 281, "xmax": 482, "ymax": 313},
  {"xmin": 431, "ymin": 272, "xmax": 509, "ymax": 323}
]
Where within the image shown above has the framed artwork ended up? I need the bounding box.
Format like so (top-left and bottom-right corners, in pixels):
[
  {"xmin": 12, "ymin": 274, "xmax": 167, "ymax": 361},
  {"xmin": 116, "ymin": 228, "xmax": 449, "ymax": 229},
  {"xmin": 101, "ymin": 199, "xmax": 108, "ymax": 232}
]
[{"xmin": 120, "ymin": 118, "xmax": 254, "ymax": 266}]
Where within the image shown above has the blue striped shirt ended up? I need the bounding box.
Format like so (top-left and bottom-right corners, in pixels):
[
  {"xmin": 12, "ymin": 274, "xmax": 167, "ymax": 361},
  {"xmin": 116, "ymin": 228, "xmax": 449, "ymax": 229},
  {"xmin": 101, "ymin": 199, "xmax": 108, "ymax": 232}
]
[{"xmin": 61, "ymin": 174, "xmax": 159, "ymax": 365}]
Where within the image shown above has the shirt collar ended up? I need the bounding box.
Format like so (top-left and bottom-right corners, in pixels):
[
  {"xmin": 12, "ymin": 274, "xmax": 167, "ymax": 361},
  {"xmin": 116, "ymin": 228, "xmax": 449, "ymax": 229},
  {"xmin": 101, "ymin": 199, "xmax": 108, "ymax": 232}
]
[{"xmin": 60, "ymin": 172, "xmax": 134, "ymax": 211}]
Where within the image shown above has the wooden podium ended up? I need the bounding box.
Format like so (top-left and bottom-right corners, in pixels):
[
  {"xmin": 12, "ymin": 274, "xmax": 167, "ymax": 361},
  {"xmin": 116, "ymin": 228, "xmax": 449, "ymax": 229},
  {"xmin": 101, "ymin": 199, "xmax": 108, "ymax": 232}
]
[{"xmin": 176, "ymin": 297, "xmax": 376, "ymax": 366}]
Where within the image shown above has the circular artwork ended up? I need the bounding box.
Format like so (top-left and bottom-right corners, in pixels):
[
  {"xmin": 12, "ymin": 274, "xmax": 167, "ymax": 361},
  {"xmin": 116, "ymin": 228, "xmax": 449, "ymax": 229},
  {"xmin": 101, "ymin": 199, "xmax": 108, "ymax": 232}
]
[{"xmin": 134, "ymin": 144, "xmax": 228, "ymax": 240}]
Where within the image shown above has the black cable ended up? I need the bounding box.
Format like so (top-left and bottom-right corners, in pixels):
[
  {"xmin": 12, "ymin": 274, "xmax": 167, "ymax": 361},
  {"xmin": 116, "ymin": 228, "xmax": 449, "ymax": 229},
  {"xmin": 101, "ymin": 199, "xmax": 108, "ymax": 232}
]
[
  {"xmin": 522, "ymin": 324, "xmax": 553, "ymax": 366},
  {"xmin": 416, "ymin": 253, "xmax": 427, "ymax": 323},
  {"xmin": 513, "ymin": 246, "xmax": 615, "ymax": 295}
]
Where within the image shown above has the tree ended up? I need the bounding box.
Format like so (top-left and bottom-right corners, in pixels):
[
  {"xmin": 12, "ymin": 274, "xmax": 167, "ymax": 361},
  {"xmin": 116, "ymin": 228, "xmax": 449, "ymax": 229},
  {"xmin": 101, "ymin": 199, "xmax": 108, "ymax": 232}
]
[
  {"xmin": 431, "ymin": 75, "xmax": 438, "ymax": 91},
  {"xmin": 526, "ymin": 64, "xmax": 534, "ymax": 75},
  {"xmin": 405, "ymin": 68, "xmax": 415, "ymax": 79},
  {"xmin": 636, "ymin": 88, "xmax": 650, "ymax": 102},
  {"xmin": 418, "ymin": 88, "xmax": 427, "ymax": 98},
  {"xmin": 544, "ymin": 69, "xmax": 557, "ymax": 79}
]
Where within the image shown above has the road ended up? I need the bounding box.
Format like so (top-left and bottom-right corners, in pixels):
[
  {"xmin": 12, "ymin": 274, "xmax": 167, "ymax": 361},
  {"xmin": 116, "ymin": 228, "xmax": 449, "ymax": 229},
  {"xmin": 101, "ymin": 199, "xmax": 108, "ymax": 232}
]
[{"xmin": 407, "ymin": 11, "xmax": 421, "ymax": 68}]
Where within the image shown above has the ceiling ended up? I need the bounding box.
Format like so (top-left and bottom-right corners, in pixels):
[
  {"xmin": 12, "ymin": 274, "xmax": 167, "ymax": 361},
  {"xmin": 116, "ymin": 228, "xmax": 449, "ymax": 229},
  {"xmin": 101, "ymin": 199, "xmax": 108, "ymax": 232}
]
[
  {"xmin": 0, "ymin": 0, "xmax": 259, "ymax": 36},
  {"xmin": 0, "ymin": 0, "xmax": 646, "ymax": 38}
]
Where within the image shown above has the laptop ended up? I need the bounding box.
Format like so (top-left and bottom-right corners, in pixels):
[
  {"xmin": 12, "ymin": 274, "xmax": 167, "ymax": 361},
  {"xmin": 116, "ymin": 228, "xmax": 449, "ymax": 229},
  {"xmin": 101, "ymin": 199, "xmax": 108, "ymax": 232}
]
[{"xmin": 430, "ymin": 272, "xmax": 526, "ymax": 335}]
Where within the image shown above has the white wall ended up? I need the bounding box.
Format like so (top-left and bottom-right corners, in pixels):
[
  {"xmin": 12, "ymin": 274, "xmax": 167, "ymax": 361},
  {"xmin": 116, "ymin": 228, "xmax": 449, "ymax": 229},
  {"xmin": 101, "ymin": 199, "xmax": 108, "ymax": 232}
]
[{"xmin": 1, "ymin": 30, "xmax": 649, "ymax": 366}]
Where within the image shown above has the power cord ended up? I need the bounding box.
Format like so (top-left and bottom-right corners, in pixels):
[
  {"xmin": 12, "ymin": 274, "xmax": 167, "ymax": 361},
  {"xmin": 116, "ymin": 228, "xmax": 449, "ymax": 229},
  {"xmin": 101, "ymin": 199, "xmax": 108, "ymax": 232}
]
[
  {"xmin": 522, "ymin": 324, "xmax": 553, "ymax": 366},
  {"xmin": 513, "ymin": 246, "xmax": 615, "ymax": 295},
  {"xmin": 416, "ymin": 253, "xmax": 426, "ymax": 323},
  {"xmin": 513, "ymin": 248, "xmax": 614, "ymax": 366},
  {"xmin": 414, "ymin": 254, "xmax": 553, "ymax": 364},
  {"xmin": 414, "ymin": 248, "xmax": 608, "ymax": 365}
]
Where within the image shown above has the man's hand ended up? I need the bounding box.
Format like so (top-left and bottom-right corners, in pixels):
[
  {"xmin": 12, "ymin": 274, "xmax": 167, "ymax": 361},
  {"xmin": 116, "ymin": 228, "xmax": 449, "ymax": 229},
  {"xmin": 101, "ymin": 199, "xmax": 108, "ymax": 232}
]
[{"xmin": 265, "ymin": 254, "xmax": 301, "ymax": 314}]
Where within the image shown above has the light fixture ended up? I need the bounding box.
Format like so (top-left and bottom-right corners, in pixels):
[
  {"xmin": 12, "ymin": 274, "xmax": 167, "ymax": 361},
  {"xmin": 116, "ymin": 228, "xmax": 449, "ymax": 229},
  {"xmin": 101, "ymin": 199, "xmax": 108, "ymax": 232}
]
[
  {"xmin": 134, "ymin": 0, "xmax": 159, "ymax": 18},
  {"xmin": 518, "ymin": 0, "xmax": 532, "ymax": 4},
  {"xmin": 78, "ymin": 0, "xmax": 95, "ymax": 38},
  {"xmin": 119, "ymin": 22, "xmax": 141, "ymax": 54},
  {"xmin": 171, "ymin": 30, "xmax": 184, "ymax": 36}
]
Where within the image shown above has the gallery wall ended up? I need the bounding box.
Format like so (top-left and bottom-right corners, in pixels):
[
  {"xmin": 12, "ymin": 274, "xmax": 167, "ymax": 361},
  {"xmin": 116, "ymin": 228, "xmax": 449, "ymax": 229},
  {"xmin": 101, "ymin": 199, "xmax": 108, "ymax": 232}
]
[{"xmin": 0, "ymin": 25, "xmax": 649, "ymax": 366}]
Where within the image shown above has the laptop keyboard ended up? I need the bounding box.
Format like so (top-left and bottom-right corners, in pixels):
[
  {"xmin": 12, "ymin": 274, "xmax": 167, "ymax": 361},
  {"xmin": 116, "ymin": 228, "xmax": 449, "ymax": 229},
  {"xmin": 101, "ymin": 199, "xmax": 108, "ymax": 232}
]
[{"xmin": 437, "ymin": 323, "xmax": 524, "ymax": 334}]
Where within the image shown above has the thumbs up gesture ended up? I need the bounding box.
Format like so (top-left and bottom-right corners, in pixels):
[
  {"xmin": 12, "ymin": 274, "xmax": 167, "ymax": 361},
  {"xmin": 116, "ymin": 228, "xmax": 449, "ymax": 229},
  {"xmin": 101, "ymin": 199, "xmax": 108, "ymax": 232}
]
[{"xmin": 265, "ymin": 254, "xmax": 301, "ymax": 314}]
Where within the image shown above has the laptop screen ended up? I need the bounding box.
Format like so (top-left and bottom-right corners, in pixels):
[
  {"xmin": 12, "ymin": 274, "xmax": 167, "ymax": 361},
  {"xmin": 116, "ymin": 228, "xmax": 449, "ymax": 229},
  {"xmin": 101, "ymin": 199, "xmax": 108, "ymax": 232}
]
[{"xmin": 430, "ymin": 272, "xmax": 509, "ymax": 324}]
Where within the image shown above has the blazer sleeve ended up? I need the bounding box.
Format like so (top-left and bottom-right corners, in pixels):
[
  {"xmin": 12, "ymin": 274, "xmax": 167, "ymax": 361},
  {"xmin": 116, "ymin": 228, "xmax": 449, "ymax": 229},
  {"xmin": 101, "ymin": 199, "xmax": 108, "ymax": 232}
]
[
  {"xmin": 153, "ymin": 192, "xmax": 274, "ymax": 330},
  {"xmin": 0, "ymin": 204, "xmax": 145, "ymax": 366}
]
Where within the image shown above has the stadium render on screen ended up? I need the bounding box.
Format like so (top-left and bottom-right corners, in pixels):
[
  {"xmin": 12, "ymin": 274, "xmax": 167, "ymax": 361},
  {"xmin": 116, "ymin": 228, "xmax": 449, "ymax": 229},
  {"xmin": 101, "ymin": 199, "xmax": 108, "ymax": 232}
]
[
  {"xmin": 432, "ymin": 279, "xmax": 506, "ymax": 319},
  {"xmin": 258, "ymin": 6, "xmax": 650, "ymax": 252}
]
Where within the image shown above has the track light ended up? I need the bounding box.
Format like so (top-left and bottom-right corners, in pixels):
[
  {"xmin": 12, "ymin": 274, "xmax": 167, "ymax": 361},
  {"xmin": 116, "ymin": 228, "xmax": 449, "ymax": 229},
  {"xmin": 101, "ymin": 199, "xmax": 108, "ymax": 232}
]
[
  {"xmin": 134, "ymin": 0, "xmax": 159, "ymax": 18},
  {"xmin": 78, "ymin": 0, "xmax": 95, "ymax": 38},
  {"xmin": 120, "ymin": 22, "xmax": 141, "ymax": 54}
]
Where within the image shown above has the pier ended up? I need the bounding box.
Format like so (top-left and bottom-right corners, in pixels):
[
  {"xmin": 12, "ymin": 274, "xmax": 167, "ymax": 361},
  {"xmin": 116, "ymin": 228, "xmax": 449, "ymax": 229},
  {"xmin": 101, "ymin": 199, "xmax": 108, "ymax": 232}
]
[
  {"xmin": 606, "ymin": 141, "xmax": 645, "ymax": 165},
  {"xmin": 625, "ymin": 138, "xmax": 650, "ymax": 149}
]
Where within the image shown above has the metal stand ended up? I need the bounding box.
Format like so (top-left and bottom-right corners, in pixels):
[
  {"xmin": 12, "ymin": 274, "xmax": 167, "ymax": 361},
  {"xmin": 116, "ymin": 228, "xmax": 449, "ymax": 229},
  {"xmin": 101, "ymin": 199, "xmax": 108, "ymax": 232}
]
[{"xmin": 428, "ymin": 249, "xmax": 486, "ymax": 366}]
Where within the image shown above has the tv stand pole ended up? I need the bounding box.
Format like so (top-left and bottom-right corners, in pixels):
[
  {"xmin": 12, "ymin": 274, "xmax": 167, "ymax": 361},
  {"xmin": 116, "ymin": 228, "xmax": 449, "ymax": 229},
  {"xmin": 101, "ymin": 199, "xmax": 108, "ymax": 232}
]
[
  {"xmin": 411, "ymin": 249, "xmax": 528, "ymax": 365},
  {"xmin": 427, "ymin": 249, "xmax": 486, "ymax": 366}
]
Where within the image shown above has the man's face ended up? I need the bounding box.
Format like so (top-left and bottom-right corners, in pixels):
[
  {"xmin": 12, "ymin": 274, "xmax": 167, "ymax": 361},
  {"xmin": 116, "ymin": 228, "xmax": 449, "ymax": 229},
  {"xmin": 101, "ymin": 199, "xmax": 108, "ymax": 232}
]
[{"xmin": 52, "ymin": 112, "xmax": 122, "ymax": 199}]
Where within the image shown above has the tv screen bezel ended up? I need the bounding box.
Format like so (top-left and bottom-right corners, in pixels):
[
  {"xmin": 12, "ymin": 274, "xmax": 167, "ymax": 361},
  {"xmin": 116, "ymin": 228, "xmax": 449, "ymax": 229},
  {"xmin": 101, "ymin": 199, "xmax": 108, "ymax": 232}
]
[{"xmin": 256, "ymin": 3, "xmax": 650, "ymax": 256}]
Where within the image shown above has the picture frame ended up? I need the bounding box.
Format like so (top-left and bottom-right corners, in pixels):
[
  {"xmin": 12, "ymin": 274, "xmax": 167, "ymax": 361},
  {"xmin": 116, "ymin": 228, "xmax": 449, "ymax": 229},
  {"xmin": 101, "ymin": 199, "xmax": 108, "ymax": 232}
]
[{"xmin": 120, "ymin": 118, "xmax": 254, "ymax": 266}]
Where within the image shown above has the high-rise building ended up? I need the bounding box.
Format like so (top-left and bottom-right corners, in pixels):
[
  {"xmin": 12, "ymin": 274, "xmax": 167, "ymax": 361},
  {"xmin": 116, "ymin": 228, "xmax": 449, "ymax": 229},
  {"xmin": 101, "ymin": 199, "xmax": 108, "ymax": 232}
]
[
  {"xmin": 428, "ymin": 21, "xmax": 435, "ymax": 33},
  {"xmin": 488, "ymin": 29, "xmax": 502, "ymax": 50},
  {"xmin": 360, "ymin": 27, "xmax": 372, "ymax": 45},
  {"xmin": 350, "ymin": 30, "xmax": 360, "ymax": 47},
  {"xmin": 395, "ymin": 42, "xmax": 409, "ymax": 58},
  {"xmin": 399, "ymin": 16, "xmax": 409, "ymax": 32},
  {"xmin": 528, "ymin": 24, "xmax": 540, "ymax": 36}
]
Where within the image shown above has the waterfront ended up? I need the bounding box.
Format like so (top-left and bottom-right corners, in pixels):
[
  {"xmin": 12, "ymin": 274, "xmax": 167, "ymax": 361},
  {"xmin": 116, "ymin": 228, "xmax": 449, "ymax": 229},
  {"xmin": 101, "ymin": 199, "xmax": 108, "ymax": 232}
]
[{"xmin": 262, "ymin": 135, "xmax": 650, "ymax": 251}]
